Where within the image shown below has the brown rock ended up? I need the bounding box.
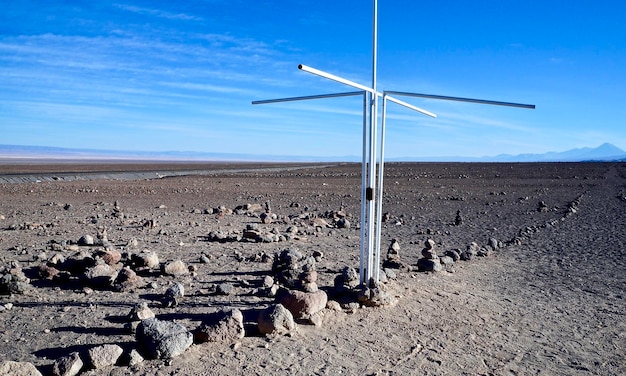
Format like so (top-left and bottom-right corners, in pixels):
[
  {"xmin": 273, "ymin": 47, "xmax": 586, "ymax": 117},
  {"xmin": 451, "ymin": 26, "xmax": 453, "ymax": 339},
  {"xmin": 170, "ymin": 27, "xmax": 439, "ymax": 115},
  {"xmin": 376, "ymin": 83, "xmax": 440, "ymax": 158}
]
[
  {"xmin": 277, "ymin": 289, "xmax": 328, "ymax": 319},
  {"xmin": 194, "ymin": 308, "xmax": 245, "ymax": 343}
]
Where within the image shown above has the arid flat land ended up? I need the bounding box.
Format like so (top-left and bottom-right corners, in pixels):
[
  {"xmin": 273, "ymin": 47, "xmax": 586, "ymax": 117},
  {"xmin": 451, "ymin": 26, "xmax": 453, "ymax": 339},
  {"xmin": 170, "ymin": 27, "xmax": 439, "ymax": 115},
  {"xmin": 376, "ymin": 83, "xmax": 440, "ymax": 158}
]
[{"xmin": 0, "ymin": 162, "xmax": 624, "ymax": 375}]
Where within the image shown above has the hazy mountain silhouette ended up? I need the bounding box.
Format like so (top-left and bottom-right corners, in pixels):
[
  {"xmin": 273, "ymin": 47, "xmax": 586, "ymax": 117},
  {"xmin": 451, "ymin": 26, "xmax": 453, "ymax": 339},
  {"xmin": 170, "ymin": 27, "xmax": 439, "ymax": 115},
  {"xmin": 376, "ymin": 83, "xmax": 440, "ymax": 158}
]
[{"xmin": 0, "ymin": 143, "xmax": 625, "ymax": 162}]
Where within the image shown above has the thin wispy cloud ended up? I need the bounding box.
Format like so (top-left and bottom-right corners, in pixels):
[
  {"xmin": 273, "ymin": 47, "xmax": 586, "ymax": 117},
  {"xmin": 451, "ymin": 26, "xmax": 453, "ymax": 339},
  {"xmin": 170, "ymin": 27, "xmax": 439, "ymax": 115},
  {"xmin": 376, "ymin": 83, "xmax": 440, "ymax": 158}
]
[{"xmin": 114, "ymin": 4, "xmax": 202, "ymax": 21}]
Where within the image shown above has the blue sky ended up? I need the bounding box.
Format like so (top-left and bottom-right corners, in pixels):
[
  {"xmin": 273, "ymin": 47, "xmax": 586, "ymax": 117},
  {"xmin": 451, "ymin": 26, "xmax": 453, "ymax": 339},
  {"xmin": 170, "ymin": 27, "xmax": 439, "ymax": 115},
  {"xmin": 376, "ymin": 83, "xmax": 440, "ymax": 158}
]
[{"xmin": 1, "ymin": 0, "xmax": 625, "ymax": 159}]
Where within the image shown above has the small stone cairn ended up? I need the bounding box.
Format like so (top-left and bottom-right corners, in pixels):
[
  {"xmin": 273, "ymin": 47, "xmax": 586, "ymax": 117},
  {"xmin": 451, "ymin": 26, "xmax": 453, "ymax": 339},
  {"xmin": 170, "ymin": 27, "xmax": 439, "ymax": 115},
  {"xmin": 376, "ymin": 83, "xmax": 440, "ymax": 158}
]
[
  {"xmin": 417, "ymin": 239, "xmax": 443, "ymax": 272},
  {"xmin": 382, "ymin": 239, "xmax": 406, "ymax": 269},
  {"xmin": 272, "ymin": 249, "xmax": 328, "ymax": 325}
]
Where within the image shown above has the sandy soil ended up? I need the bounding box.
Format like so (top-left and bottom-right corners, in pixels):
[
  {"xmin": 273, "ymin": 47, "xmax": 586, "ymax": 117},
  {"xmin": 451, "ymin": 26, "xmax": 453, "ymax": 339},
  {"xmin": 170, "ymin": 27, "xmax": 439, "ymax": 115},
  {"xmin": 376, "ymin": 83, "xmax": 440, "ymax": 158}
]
[{"xmin": 0, "ymin": 162, "xmax": 624, "ymax": 375}]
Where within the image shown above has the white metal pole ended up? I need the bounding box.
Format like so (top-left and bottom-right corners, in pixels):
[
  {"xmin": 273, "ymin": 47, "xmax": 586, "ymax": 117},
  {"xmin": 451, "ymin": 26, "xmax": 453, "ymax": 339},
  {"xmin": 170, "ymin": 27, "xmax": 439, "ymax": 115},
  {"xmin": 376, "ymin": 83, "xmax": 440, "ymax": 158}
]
[
  {"xmin": 366, "ymin": 0, "xmax": 379, "ymax": 284},
  {"xmin": 374, "ymin": 96, "xmax": 388, "ymax": 282},
  {"xmin": 359, "ymin": 92, "xmax": 368, "ymax": 284}
]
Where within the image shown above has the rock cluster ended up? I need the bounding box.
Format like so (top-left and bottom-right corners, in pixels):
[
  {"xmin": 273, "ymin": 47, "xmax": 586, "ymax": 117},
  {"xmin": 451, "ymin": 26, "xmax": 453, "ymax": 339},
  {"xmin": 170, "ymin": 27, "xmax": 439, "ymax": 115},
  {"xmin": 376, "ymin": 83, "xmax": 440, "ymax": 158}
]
[{"xmin": 0, "ymin": 261, "xmax": 31, "ymax": 295}]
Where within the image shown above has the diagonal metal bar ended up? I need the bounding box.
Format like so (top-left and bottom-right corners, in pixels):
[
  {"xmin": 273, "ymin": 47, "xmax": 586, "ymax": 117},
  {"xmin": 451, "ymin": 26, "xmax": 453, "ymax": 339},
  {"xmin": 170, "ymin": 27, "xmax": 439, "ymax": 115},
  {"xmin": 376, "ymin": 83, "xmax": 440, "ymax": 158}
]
[
  {"xmin": 385, "ymin": 91, "xmax": 536, "ymax": 109},
  {"xmin": 299, "ymin": 64, "xmax": 378, "ymax": 95},
  {"xmin": 252, "ymin": 91, "xmax": 364, "ymax": 105},
  {"xmin": 385, "ymin": 95, "xmax": 437, "ymax": 118}
]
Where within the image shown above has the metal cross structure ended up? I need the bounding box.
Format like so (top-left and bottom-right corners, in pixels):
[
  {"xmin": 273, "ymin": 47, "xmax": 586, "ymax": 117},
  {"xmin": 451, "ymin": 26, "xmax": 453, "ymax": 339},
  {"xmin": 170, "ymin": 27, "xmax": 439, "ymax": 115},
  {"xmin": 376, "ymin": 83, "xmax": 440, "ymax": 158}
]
[{"xmin": 253, "ymin": 0, "xmax": 535, "ymax": 286}]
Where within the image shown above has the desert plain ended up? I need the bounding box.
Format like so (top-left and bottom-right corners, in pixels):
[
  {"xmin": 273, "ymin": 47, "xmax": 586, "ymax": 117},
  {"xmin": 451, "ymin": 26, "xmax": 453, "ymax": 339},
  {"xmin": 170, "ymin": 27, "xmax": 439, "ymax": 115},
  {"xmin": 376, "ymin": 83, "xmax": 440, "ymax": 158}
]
[{"xmin": 0, "ymin": 161, "xmax": 624, "ymax": 375}]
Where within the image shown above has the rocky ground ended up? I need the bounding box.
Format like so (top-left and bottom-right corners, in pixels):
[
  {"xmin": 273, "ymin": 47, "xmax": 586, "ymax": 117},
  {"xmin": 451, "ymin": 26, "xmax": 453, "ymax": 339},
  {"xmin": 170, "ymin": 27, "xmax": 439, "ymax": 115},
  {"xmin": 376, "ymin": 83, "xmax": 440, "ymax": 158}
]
[{"xmin": 0, "ymin": 162, "xmax": 624, "ymax": 375}]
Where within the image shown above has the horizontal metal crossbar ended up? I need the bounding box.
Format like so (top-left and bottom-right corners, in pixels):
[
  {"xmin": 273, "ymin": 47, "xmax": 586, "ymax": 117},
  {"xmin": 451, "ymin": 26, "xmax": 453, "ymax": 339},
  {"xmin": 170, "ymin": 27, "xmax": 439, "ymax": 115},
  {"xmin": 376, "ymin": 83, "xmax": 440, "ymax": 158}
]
[
  {"xmin": 385, "ymin": 91, "xmax": 536, "ymax": 109},
  {"xmin": 252, "ymin": 91, "xmax": 364, "ymax": 105}
]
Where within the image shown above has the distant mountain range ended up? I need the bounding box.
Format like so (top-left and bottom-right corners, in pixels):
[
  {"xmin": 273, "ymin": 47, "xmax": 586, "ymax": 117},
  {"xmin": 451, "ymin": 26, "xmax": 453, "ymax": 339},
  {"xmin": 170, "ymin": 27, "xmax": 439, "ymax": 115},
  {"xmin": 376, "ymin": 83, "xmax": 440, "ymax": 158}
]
[{"xmin": 0, "ymin": 143, "xmax": 625, "ymax": 163}]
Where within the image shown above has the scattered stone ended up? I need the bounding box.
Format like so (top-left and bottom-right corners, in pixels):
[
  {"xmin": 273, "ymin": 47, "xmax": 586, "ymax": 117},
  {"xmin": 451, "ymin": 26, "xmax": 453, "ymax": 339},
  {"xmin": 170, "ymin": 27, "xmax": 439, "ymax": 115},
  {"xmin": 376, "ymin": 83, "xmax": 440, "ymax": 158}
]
[
  {"xmin": 439, "ymin": 255, "xmax": 455, "ymax": 266},
  {"xmin": 83, "ymin": 263, "xmax": 118, "ymax": 287},
  {"xmin": 163, "ymin": 282, "xmax": 185, "ymax": 307},
  {"xmin": 136, "ymin": 317, "xmax": 193, "ymax": 359},
  {"xmin": 417, "ymin": 258, "xmax": 442, "ymax": 272},
  {"xmin": 326, "ymin": 300, "xmax": 342, "ymax": 311},
  {"xmin": 0, "ymin": 361, "xmax": 42, "ymax": 376},
  {"xmin": 194, "ymin": 308, "xmax": 245, "ymax": 343},
  {"xmin": 538, "ymin": 200, "xmax": 549, "ymax": 212},
  {"xmin": 87, "ymin": 344, "xmax": 123, "ymax": 369},
  {"xmin": 336, "ymin": 218, "xmax": 350, "ymax": 229},
  {"xmin": 357, "ymin": 280, "xmax": 395, "ymax": 307},
  {"xmin": 77, "ymin": 234, "xmax": 94, "ymax": 246},
  {"xmin": 114, "ymin": 267, "xmax": 144, "ymax": 291},
  {"xmin": 444, "ymin": 249, "xmax": 461, "ymax": 262},
  {"xmin": 131, "ymin": 250, "xmax": 159, "ymax": 269},
  {"xmin": 460, "ymin": 242, "xmax": 479, "ymax": 261},
  {"xmin": 216, "ymin": 283, "xmax": 234, "ymax": 295},
  {"xmin": 383, "ymin": 268, "xmax": 397, "ymax": 280},
  {"xmin": 96, "ymin": 249, "xmax": 122, "ymax": 265},
  {"xmin": 128, "ymin": 302, "xmax": 155, "ymax": 322},
  {"xmin": 52, "ymin": 352, "xmax": 83, "ymax": 376},
  {"xmin": 38, "ymin": 264, "xmax": 60, "ymax": 280},
  {"xmin": 262, "ymin": 275, "xmax": 274, "ymax": 288},
  {"xmin": 257, "ymin": 304, "xmax": 296, "ymax": 335},
  {"xmin": 488, "ymin": 237, "xmax": 502, "ymax": 250},
  {"xmin": 126, "ymin": 349, "xmax": 144, "ymax": 366},
  {"xmin": 162, "ymin": 260, "xmax": 188, "ymax": 276}
]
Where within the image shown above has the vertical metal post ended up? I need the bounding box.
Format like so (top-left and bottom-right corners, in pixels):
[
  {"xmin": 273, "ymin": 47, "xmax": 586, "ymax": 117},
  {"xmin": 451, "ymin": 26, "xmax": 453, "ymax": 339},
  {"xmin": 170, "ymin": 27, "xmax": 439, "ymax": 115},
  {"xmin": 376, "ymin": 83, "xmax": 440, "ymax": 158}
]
[
  {"xmin": 366, "ymin": 0, "xmax": 379, "ymax": 285},
  {"xmin": 359, "ymin": 93, "xmax": 368, "ymax": 284},
  {"xmin": 374, "ymin": 96, "xmax": 388, "ymax": 282}
]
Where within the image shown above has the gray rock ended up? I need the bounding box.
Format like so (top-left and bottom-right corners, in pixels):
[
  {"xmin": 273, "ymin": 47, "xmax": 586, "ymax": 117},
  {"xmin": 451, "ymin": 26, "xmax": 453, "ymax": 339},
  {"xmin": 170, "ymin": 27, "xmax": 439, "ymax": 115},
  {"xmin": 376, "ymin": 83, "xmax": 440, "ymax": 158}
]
[
  {"xmin": 87, "ymin": 344, "xmax": 123, "ymax": 369},
  {"xmin": 52, "ymin": 352, "xmax": 83, "ymax": 376},
  {"xmin": 78, "ymin": 234, "xmax": 94, "ymax": 246},
  {"xmin": 444, "ymin": 249, "xmax": 461, "ymax": 262},
  {"xmin": 417, "ymin": 258, "xmax": 443, "ymax": 272},
  {"xmin": 194, "ymin": 308, "xmax": 245, "ymax": 343},
  {"xmin": 126, "ymin": 349, "xmax": 144, "ymax": 366},
  {"xmin": 257, "ymin": 304, "xmax": 296, "ymax": 335},
  {"xmin": 163, "ymin": 282, "xmax": 185, "ymax": 307},
  {"xmin": 439, "ymin": 255, "xmax": 455, "ymax": 266},
  {"xmin": 262, "ymin": 275, "xmax": 274, "ymax": 288},
  {"xmin": 488, "ymin": 237, "xmax": 500, "ymax": 250},
  {"xmin": 357, "ymin": 281, "xmax": 395, "ymax": 307},
  {"xmin": 216, "ymin": 283, "xmax": 234, "ymax": 295},
  {"xmin": 336, "ymin": 218, "xmax": 350, "ymax": 229},
  {"xmin": 136, "ymin": 318, "xmax": 193, "ymax": 359},
  {"xmin": 0, "ymin": 361, "xmax": 42, "ymax": 376}
]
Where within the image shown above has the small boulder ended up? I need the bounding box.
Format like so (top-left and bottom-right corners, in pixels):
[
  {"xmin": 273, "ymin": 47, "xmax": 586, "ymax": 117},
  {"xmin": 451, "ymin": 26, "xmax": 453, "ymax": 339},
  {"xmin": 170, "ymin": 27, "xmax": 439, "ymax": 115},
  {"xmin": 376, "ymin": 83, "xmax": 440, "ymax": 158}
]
[
  {"xmin": 83, "ymin": 264, "xmax": 118, "ymax": 287},
  {"xmin": 277, "ymin": 289, "xmax": 328, "ymax": 319},
  {"xmin": 87, "ymin": 344, "xmax": 123, "ymax": 369},
  {"xmin": 194, "ymin": 308, "xmax": 245, "ymax": 343},
  {"xmin": 128, "ymin": 302, "xmax": 155, "ymax": 322},
  {"xmin": 257, "ymin": 304, "xmax": 296, "ymax": 336},
  {"xmin": 52, "ymin": 352, "xmax": 83, "ymax": 376},
  {"xmin": 162, "ymin": 260, "xmax": 188, "ymax": 276},
  {"xmin": 136, "ymin": 318, "xmax": 193, "ymax": 359},
  {"xmin": 417, "ymin": 258, "xmax": 442, "ymax": 272},
  {"xmin": 0, "ymin": 361, "xmax": 42, "ymax": 376}
]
